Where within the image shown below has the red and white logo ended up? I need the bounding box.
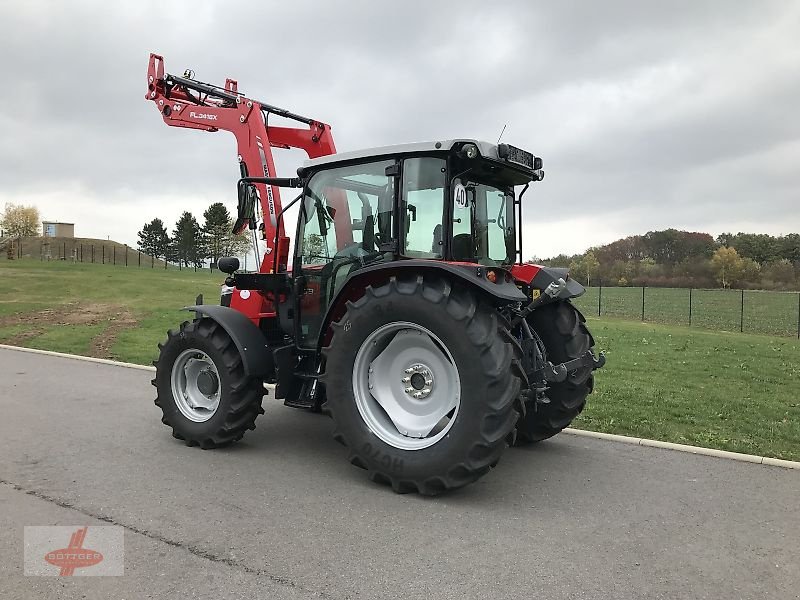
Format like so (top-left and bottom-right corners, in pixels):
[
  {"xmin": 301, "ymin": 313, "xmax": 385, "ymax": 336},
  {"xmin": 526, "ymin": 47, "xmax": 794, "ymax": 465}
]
[
  {"xmin": 25, "ymin": 526, "xmax": 124, "ymax": 576},
  {"xmin": 44, "ymin": 527, "xmax": 103, "ymax": 576}
]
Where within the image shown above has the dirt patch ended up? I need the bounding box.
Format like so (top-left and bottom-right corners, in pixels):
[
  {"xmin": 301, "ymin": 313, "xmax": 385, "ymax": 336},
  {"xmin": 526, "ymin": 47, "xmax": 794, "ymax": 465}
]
[
  {"xmin": 87, "ymin": 308, "xmax": 138, "ymax": 359},
  {"xmin": 0, "ymin": 302, "xmax": 139, "ymax": 358}
]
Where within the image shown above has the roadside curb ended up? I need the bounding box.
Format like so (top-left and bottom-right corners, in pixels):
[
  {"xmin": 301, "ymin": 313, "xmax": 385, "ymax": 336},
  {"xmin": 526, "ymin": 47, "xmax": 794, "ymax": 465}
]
[
  {"xmin": 1, "ymin": 344, "xmax": 798, "ymax": 470},
  {"xmin": 0, "ymin": 344, "xmax": 156, "ymax": 372},
  {"xmin": 564, "ymin": 428, "xmax": 799, "ymax": 470}
]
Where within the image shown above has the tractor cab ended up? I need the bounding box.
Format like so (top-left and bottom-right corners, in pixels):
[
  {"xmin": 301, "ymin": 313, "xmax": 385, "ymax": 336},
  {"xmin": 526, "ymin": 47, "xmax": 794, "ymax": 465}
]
[{"xmin": 295, "ymin": 139, "xmax": 542, "ymax": 266}]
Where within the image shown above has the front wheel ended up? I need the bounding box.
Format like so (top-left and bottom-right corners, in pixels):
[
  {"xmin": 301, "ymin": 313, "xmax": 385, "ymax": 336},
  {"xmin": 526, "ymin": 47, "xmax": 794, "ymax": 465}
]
[
  {"xmin": 322, "ymin": 275, "xmax": 523, "ymax": 495},
  {"xmin": 152, "ymin": 318, "xmax": 265, "ymax": 448}
]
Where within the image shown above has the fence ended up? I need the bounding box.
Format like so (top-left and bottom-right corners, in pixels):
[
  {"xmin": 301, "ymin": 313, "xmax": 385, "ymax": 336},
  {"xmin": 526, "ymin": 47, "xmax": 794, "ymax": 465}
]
[
  {"xmin": 3, "ymin": 239, "xmax": 215, "ymax": 272},
  {"xmin": 572, "ymin": 285, "xmax": 800, "ymax": 338}
]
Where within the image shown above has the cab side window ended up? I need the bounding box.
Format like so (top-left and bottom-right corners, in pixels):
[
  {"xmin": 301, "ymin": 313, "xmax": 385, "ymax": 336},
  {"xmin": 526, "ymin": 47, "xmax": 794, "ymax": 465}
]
[{"xmin": 402, "ymin": 157, "xmax": 446, "ymax": 258}]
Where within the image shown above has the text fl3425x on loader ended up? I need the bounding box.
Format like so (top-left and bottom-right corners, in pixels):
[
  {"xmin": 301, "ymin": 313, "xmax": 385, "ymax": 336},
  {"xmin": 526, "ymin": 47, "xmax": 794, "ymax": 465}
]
[{"xmin": 145, "ymin": 53, "xmax": 605, "ymax": 495}]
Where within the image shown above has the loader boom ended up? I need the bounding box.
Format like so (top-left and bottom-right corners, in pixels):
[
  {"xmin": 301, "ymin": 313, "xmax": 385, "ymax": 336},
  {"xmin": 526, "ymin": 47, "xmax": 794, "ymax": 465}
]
[{"xmin": 145, "ymin": 53, "xmax": 336, "ymax": 273}]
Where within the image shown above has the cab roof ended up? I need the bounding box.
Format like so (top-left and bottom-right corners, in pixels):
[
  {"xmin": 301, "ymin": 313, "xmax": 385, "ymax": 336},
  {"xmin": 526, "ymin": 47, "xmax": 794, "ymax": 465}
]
[{"xmin": 302, "ymin": 140, "xmax": 502, "ymax": 169}]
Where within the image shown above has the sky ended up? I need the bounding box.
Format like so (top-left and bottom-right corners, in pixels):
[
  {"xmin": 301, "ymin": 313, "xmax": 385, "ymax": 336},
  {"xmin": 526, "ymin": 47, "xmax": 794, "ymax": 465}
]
[{"xmin": 1, "ymin": 0, "xmax": 798, "ymax": 259}]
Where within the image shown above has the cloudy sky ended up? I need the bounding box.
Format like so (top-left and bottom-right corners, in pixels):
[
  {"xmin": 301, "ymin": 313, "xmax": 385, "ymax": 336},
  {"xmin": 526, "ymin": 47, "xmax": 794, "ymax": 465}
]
[{"xmin": 1, "ymin": 1, "xmax": 798, "ymax": 259}]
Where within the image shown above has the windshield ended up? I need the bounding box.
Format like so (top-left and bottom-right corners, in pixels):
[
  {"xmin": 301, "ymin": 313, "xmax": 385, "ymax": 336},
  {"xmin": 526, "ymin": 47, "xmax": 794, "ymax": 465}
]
[{"xmin": 451, "ymin": 178, "xmax": 515, "ymax": 265}]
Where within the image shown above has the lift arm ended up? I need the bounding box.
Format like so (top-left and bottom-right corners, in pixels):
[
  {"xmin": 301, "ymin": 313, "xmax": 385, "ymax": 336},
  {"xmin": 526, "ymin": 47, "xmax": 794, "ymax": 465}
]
[{"xmin": 145, "ymin": 53, "xmax": 337, "ymax": 273}]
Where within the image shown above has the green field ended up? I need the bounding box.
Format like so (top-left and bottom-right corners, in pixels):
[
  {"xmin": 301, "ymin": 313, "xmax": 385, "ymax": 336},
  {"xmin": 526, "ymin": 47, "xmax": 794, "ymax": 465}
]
[
  {"xmin": 0, "ymin": 260, "xmax": 798, "ymax": 461},
  {"xmin": 573, "ymin": 286, "xmax": 800, "ymax": 337},
  {"xmin": 0, "ymin": 260, "xmax": 222, "ymax": 364}
]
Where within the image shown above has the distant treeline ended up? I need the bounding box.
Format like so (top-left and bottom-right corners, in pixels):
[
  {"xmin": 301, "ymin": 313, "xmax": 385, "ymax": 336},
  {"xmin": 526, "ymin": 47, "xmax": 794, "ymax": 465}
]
[{"xmin": 536, "ymin": 230, "xmax": 800, "ymax": 290}]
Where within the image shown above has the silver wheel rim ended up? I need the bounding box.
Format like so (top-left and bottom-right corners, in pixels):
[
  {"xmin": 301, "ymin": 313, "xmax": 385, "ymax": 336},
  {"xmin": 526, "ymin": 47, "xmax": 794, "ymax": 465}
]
[
  {"xmin": 170, "ymin": 349, "xmax": 222, "ymax": 423},
  {"xmin": 352, "ymin": 321, "xmax": 461, "ymax": 451}
]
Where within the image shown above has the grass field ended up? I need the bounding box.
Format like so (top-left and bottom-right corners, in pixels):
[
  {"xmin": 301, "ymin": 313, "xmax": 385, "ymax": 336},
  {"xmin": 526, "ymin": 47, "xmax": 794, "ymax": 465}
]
[
  {"xmin": 0, "ymin": 260, "xmax": 798, "ymax": 461},
  {"xmin": 0, "ymin": 260, "xmax": 222, "ymax": 364},
  {"xmin": 573, "ymin": 286, "xmax": 800, "ymax": 337}
]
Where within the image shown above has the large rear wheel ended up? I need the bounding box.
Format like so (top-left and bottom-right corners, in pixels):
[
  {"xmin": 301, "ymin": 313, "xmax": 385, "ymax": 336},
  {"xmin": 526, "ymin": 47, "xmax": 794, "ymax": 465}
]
[
  {"xmin": 322, "ymin": 275, "xmax": 523, "ymax": 495},
  {"xmin": 514, "ymin": 301, "xmax": 594, "ymax": 444}
]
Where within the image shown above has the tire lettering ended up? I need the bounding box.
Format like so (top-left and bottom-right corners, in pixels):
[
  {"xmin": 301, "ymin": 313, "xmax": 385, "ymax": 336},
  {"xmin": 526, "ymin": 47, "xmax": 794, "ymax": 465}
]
[{"xmin": 361, "ymin": 442, "xmax": 404, "ymax": 474}]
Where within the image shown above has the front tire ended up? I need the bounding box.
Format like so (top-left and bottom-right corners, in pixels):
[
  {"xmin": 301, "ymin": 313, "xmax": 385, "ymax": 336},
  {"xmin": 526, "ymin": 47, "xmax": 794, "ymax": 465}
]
[
  {"xmin": 322, "ymin": 275, "xmax": 523, "ymax": 495},
  {"xmin": 152, "ymin": 318, "xmax": 265, "ymax": 448}
]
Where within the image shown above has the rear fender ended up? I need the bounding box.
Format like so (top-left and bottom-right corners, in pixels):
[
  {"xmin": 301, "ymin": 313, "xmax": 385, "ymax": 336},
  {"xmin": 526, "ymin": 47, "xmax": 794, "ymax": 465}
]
[
  {"xmin": 183, "ymin": 305, "xmax": 274, "ymax": 379},
  {"xmin": 511, "ymin": 264, "xmax": 585, "ymax": 300},
  {"xmin": 317, "ymin": 260, "xmax": 527, "ymax": 349}
]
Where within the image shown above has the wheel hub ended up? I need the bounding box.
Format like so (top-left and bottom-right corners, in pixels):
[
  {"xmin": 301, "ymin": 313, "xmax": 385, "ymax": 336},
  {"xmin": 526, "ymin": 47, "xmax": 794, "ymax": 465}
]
[
  {"xmin": 170, "ymin": 350, "xmax": 222, "ymax": 423},
  {"xmin": 403, "ymin": 364, "xmax": 434, "ymax": 399},
  {"xmin": 355, "ymin": 323, "xmax": 461, "ymax": 450},
  {"xmin": 196, "ymin": 369, "xmax": 219, "ymax": 396}
]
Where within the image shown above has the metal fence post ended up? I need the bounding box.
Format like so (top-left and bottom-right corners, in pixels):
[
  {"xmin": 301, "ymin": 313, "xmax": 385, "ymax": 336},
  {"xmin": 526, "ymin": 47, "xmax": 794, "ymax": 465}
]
[
  {"xmin": 113, "ymin": 246, "xmax": 116, "ymax": 265},
  {"xmin": 124, "ymin": 245, "xmax": 128, "ymax": 267},
  {"xmin": 740, "ymin": 289, "xmax": 745, "ymax": 333},
  {"xmin": 641, "ymin": 286, "xmax": 646, "ymax": 321},
  {"xmin": 91, "ymin": 245, "xmax": 95, "ymax": 263},
  {"xmin": 598, "ymin": 280, "xmax": 602, "ymax": 317},
  {"xmin": 688, "ymin": 288, "xmax": 693, "ymax": 326},
  {"xmin": 102, "ymin": 246, "xmax": 105, "ymax": 264}
]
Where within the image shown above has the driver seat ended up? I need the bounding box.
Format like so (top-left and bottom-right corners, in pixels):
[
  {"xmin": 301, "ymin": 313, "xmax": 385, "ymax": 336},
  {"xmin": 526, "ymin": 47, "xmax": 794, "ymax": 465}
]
[{"xmin": 451, "ymin": 233, "xmax": 474, "ymax": 261}]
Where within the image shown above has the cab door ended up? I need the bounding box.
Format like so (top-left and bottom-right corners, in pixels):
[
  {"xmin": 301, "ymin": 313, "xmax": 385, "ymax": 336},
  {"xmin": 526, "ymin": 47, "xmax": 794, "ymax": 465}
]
[{"xmin": 293, "ymin": 160, "xmax": 396, "ymax": 348}]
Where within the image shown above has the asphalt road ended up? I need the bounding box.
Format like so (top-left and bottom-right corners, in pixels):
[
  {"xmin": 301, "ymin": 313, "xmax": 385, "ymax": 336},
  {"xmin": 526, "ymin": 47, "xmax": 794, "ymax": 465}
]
[{"xmin": 1, "ymin": 347, "xmax": 798, "ymax": 600}]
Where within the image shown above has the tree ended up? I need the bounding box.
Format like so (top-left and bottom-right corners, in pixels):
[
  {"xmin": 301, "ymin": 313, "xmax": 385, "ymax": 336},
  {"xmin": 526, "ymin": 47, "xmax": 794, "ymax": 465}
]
[
  {"xmin": 171, "ymin": 211, "xmax": 205, "ymax": 267},
  {"xmin": 222, "ymin": 230, "xmax": 252, "ymax": 260},
  {"xmin": 202, "ymin": 202, "xmax": 232, "ymax": 265},
  {"xmin": 137, "ymin": 218, "xmax": 170, "ymax": 259},
  {"xmin": 779, "ymin": 234, "xmax": 800, "ymax": 264},
  {"xmin": 727, "ymin": 233, "xmax": 780, "ymax": 264},
  {"xmin": 569, "ymin": 250, "xmax": 600, "ymax": 286},
  {"xmin": 711, "ymin": 246, "xmax": 744, "ymax": 288},
  {"xmin": 737, "ymin": 258, "xmax": 761, "ymax": 288},
  {"xmin": 1, "ymin": 203, "xmax": 39, "ymax": 237},
  {"xmin": 761, "ymin": 259, "xmax": 796, "ymax": 289},
  {"xmin": 202, "ymin": 202, "xmax": 253, "ymax": 267}
]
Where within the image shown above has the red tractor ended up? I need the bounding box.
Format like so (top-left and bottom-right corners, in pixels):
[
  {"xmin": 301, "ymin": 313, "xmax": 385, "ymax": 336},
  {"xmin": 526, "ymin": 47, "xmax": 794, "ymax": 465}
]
[{"xmin": 146, "ymin": 54, "xmax": 604, "ymax": 494}]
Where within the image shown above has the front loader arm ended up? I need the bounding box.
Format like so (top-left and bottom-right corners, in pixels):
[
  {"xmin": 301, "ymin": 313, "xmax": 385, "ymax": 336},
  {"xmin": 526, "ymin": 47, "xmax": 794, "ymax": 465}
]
[{"xmin": 145, "ymin": 53, "xmax": 336, "ymax": 273}]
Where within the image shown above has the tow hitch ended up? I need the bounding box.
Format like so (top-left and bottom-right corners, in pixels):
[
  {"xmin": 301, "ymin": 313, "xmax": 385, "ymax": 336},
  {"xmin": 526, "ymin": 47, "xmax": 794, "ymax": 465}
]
[{"xmin": 541, "ymin": 350, "xmax": 606, "ymax": 383}]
